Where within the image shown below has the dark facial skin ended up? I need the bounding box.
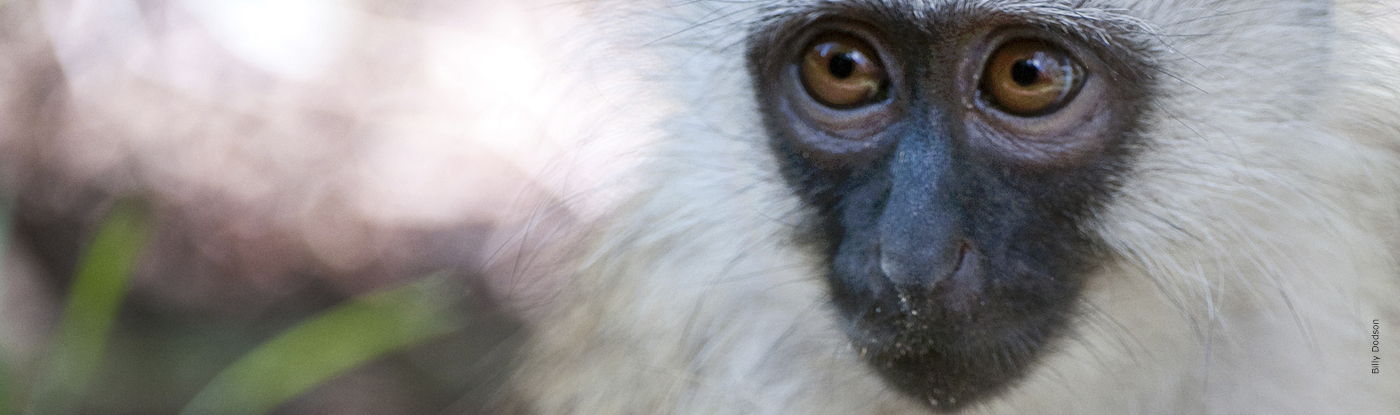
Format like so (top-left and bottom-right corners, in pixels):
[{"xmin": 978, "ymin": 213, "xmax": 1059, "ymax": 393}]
[{"xmin": 747, "ymin": 2, "xmax": 1155, "ymax": 411}]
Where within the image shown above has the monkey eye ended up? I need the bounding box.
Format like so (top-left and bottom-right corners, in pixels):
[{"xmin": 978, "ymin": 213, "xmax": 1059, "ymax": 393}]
[
  {"xmin": 980, "ymin": 39, "xmax": 1084, "ymax": 116},
  {"xmin": 800, "ymin": 33, "xmax": 888, "ymax": 108},
  {"xmin": 766, "ymin": 23, "xmax": 904, "ymax": 167}
]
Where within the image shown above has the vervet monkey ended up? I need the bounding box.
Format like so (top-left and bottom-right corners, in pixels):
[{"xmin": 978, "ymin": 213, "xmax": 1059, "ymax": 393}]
[
  {"xmin": 2, "ymin": 0, "xmax": 1399, "ymax": 414},
  {"xmin": 507, "ymin": 0, "xmax": 1400, "ymax": 414}
]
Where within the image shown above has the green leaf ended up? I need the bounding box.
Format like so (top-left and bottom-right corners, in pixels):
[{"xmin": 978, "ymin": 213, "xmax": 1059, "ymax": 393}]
[
  {"xmin": 179, "ymin": 274, "xmax": 467, "ymax": 415},
  {"xmin": 0, "ymin": 356, "xmax": 11, "ymax": 415},
  {"xmin": 0, "ymin": 194, "xmax": 15, "ymax": 415},
  {"xmin": 26, "ymin": 198, "xmax": 152, "ymax": 415}
]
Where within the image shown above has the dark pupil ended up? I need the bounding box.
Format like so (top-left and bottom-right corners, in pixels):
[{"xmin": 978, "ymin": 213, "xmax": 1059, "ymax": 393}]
[
  {"xmin": 1010, "ymin": 59, "xmax": 1041, "ymax": 86},
  {"xmin": 828, "ymin": 52, "xmax": 856, "ymax": 79}
]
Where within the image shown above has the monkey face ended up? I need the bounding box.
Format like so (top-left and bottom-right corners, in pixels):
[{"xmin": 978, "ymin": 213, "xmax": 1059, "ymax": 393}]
[{"xmin": 749, "ymin": 3, "xmax": 1154, "ymax": 410}]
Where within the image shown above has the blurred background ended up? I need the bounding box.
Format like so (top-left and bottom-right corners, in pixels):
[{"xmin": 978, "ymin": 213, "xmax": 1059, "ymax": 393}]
[{"xmin": 0, "ymin": 0, "xmax": 656, "ymax": 413}]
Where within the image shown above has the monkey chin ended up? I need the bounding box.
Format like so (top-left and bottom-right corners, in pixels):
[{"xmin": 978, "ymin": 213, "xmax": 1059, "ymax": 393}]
[{"xmin": 831, "ymin": 244, "xmax": 1082, "ymax": 412}]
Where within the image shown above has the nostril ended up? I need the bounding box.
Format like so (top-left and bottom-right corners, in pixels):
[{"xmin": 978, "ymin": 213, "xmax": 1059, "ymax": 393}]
[
  {"xmin": 954, "ymin": 241, "xmax": 970, "ymax": 267},
  {"xmin": 936, "ymin": 240, "xmax": 973, "ymax": 285},
  {"xmin": 936, "ymin": 242, "xmax": 987, "ymax": 314}
]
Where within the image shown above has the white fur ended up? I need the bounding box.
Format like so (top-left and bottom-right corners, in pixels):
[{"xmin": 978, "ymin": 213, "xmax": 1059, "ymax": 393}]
[{"xmin": 514, "ymin": 0, "xmax": 1400, "ymax": 414}]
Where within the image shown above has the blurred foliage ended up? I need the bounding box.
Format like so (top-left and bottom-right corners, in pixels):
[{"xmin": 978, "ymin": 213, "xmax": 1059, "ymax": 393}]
[
  {"xmin": 27, "ymin": 199, "xmax": 151, "ymax": 415},
  {"xmin": 0, "ymin": 350, "xmax": 10, "ymax": 415},
  {"xmin": 180, "ymin": 275, "xmax": 467, "ymax": 415},
  {"xmin": 0, "ymin": 195, "xmax": 14, "ymax": 415},
  {"xmin": 1, "ymin": 198, "xmax": 501, "ymax": 415}
]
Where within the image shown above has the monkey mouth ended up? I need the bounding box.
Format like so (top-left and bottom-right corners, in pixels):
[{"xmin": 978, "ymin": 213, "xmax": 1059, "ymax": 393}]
[{"xmin": 833, "ymin": 243, "xmax": 1075, "ymax": 411}]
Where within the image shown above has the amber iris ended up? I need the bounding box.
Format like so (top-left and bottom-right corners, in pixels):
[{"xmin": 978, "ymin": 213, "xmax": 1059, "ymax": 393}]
[
  {"xmin": 800, "ymin": 33, "xmax": 886, "ymax": 108},
  {"xmin": 981, "ymin": 40, "xmax": 1082, "ymax": 116}
]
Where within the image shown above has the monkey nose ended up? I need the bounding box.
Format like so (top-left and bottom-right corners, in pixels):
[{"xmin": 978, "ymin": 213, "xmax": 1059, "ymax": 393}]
[
  {"xmin": 875, "ymin": 240, "xmax": 987, "ymax": 316},
  {"xmin": 877, "ymin": 236, "xmax": 969, "ymax": 288}
]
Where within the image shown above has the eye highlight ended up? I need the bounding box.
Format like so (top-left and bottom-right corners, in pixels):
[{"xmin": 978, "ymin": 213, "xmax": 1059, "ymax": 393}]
[
  {"xmin": 800, "ymin": 33, "xmax": 887, "ymax": 108},
  {"xmin": 980, "ymin": 40, "xmax": 1084, "ymax": 116}
]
